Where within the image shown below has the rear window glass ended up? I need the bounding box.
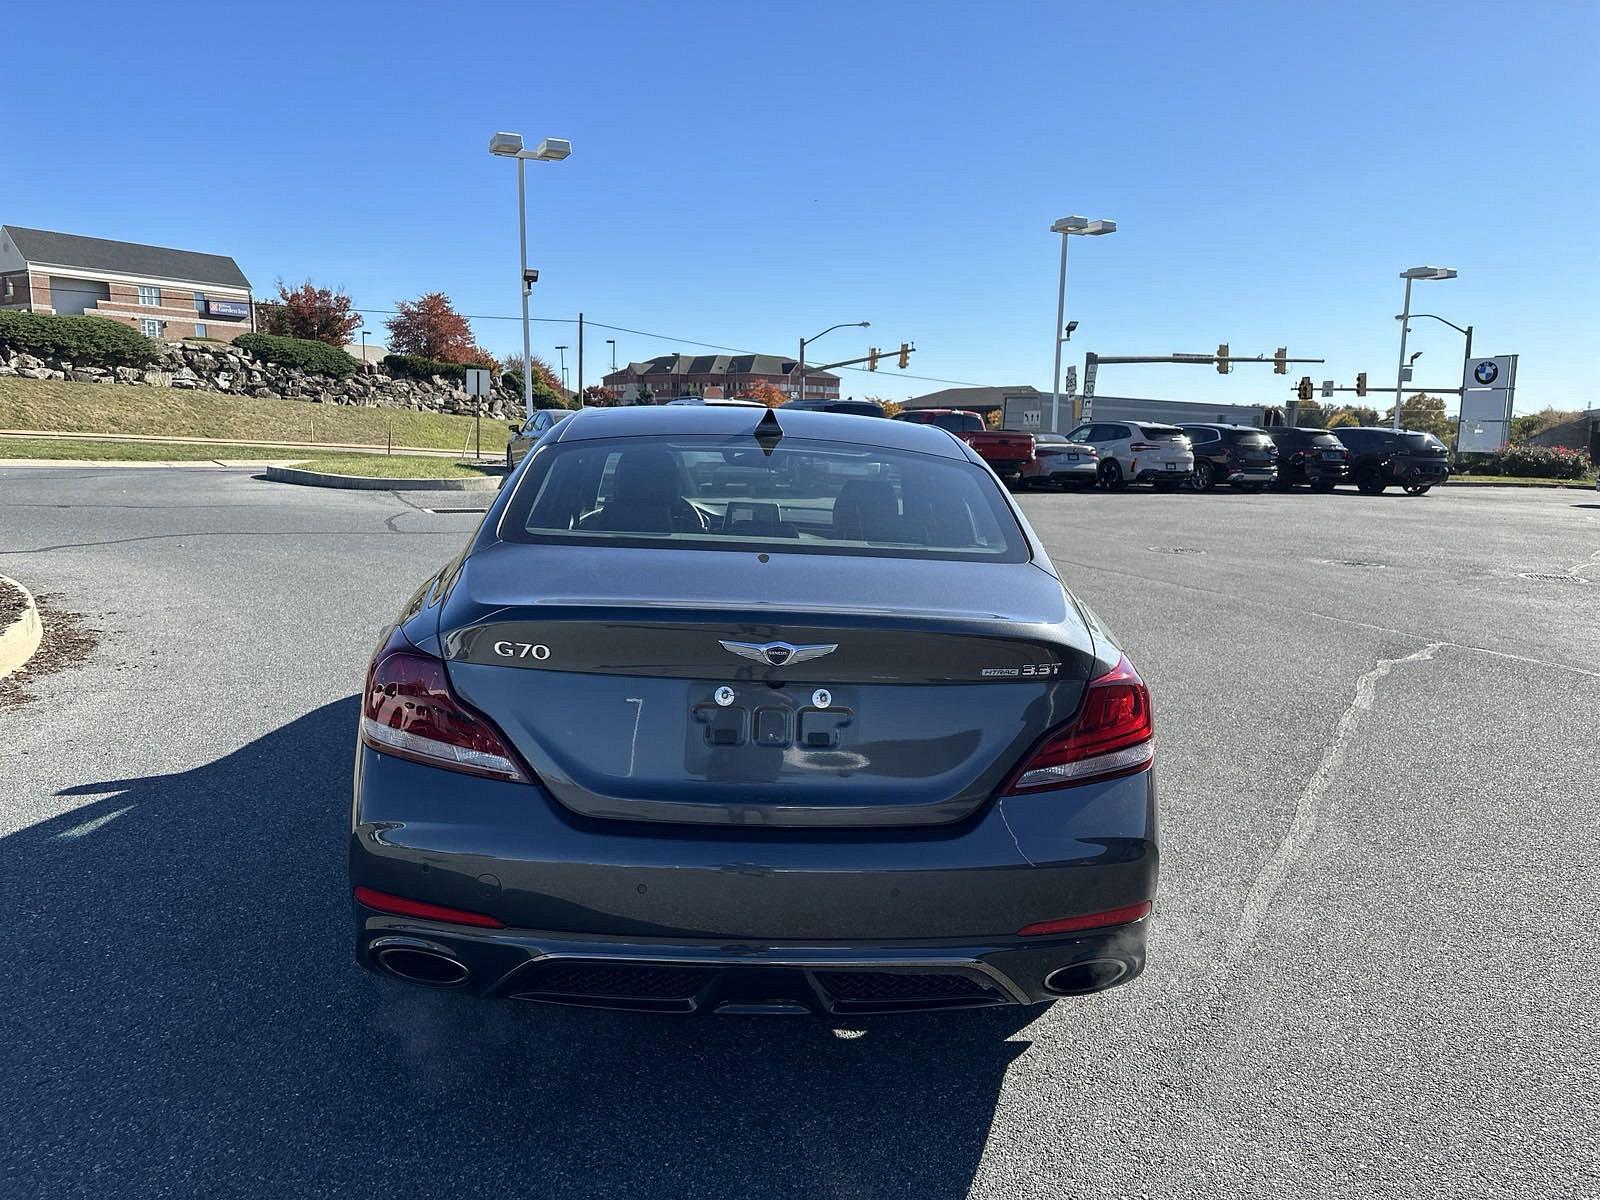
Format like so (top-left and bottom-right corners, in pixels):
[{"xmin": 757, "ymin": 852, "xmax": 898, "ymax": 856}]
[
  {"xmin": 1139, "ymin": 425, "xmax": 1186, "ymax": 441},
  {"xmin": 1236, "ymin": 432, "xmax": 1274, "ymax": 449},
  {"xmin": 1307, "ymin": 432, "xmax": 1344, "ymax": 447},
  {"xmin": 1402, "ymin": 432, "xmax": 1446, "ymax": 452},
  {"xmin": 500, "ymin": 435, "xmax": 1027, "ymax": 562},
  {"xmin": 926, "ymin": 412, "xmax": 983, "ymax": 433}
]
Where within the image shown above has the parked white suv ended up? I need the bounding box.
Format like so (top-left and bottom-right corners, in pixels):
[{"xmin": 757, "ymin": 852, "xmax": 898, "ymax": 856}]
[{"xmin": 1063, "ymin": 420, "xmax": 1195, "ymax": 490}]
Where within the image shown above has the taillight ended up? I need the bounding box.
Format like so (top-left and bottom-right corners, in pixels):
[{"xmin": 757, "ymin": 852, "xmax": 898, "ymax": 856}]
[
  {"xmin": 360, "ymin": 628, "xmax": 529, "ymax": 783},
  {"xmin": 1017, "ymin": 901, "xmax": 1152, "ymax": 936},
  {"xmin": 1128, "ymin": 441, "xmax": 1155, "ymax": 452},
  {"xmin": 1002, "ymin": 655, "xmax": 1153, "ymax": 793},
  {"xmin": 353, "ymin": 886, "xmax": 505, "ymax": 928}
]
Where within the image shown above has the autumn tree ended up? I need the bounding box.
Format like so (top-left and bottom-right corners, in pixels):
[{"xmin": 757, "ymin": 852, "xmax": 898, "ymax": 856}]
[
  {"xmin": 863, "ymin": 395, "xmax": 902, "ymax": 418},
  {"xmin": 256, "ymin": 279, "xmax": 362, "ymax": 346},
  {"xmin": 734, "ymin": 380, "xmax": 789, "ymax": 408},
  {"xmin": 385, "ymin": 292, "xmax": 486, "ymax": 363},
  {"xmin": 1291, "ymin": 398, "xmax": 1328, "ymax": 427},
  {"xmin": 580, "ymin": 385, "xmax": 617, "ymax": 407}
]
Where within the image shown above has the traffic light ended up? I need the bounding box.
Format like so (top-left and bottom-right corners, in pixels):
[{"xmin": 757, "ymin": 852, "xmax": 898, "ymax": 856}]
[
  {"xmin": 1355, "ymin": 371, "xmax": 1368, "ymax": 397},
  {"xmin": 1273, "ymin": 347, "xmax": 1288, "ymax": 375},
  {"xmin": 1216, "ymin": 343, "xmax": 1230, "ymax": 374},
  {"xmin": 1298, "ymin": 376, "xmax": 1314, "ymax": 402},
  {"xmin": 897, "ymin": 342, "xmax": 910, "ymax": 369},
  {"xmin": 867, "ymin": 347, "xmax": 880, "ymax": 372}
]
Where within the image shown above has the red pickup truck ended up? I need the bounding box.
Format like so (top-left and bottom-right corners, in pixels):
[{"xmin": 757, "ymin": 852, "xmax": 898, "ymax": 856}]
[{"xmin": 893, "ymin": 409, "xmax": 1036, "ymax": 481}]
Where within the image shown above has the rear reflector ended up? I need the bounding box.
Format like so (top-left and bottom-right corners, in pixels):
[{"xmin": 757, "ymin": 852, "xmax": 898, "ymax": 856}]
[
  {"xmin": 1017, "ymin": 901, "xmax": 1152, "ymax": 937},
  {"xmin": 353, "ymin": 886, "xmax": 504, "ymax": 929},
  {"xmin": 360, "ymin": 627, "xmax": 529, "ymax": 783},
  {"xmin": 1002, "ymin": 654, "xmax": 1154, "ymax": 792}
]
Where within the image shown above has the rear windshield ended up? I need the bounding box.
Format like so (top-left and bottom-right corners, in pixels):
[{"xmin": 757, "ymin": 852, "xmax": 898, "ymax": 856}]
[
  {"xmin": 1402, "ymin": 432, "xmax": 1447, "ymax": 452},
  {"xmin": 927, "ymin": 412, "xmax": 984, "ymax": 434},
  {"xmin": 1235, "ymin": 431, "xmax": 1274, "ymax": 449},
  {"xmin": 818, "ymin": 402, "xmax": 885, "ymax": 418},
  {"xmin": 1272, "ymin": 429, "xmax": 1342, "ymax": 447},
  {"xmin": 1138, "ymin": 425, "xmax": 1186, "ymax": 441},
  {"xmin": 499, "ymin": 435, "xmax": 1027, "ymax": 562}
]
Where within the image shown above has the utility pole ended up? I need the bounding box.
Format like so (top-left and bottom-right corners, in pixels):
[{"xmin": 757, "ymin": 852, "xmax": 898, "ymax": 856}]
[{"xmin": 577, "ymin": 312, "xmax": 584, "ymax": 400}]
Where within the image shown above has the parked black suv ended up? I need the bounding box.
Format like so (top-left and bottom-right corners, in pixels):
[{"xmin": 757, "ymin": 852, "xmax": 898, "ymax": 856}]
[
  {"xmin": 781, "ymin": 398, "xmax": 886, "ymax": 417},
  {"xmin": 1262, "ymin": 426, "xmax": 1351, "ymax": 491},
  {"xmin": 1178, "ymin": 423, "xmax": 1278, "ymax": 491},
  {"xmin": 1334, "ymin": 427, "xmax": 1451, "ymax": 495}
]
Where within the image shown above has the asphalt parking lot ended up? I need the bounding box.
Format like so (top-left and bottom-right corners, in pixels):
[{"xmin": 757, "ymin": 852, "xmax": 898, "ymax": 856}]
[{"xmin": 2, "ymin": 465, "xmax": 1597, "ymax": 1199}]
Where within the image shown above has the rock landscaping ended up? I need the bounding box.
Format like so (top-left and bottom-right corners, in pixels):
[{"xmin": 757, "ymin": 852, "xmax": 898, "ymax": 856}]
[{"xmin": 0, "ymin": 341, "xmax": 524, "ymax": 420}]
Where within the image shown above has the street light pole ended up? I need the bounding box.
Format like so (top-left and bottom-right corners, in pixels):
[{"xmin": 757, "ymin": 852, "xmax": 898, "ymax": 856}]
[
  {"xmin": 1392, "ymin": 266, "xmax": 1457, "ymax": 430},
  {"xmin": 516, "ymin": 154, "xmax": 532, "ymax": 417},
  {"xmin": 606, "ymin": 338, "xmax": 616, "ymax": 371},
  {"xmin": 1048, "ymin": 216, "xmax": 1116, "ymax": 433},
  {"xmin": 555, "ymin": 344, "xmax": 568, "ymax": 393},
  {"xmin": 489, "ymin": 131, "xmax": 572, "ymax": 421},
  {"xmin": 1050, "ymin": 232, "xmax": 1068, "ymax": 434},
  {"xmin": 797, "ymin": 321, "xmax": 869, "ymax": 403},
  {"xmin": 1401, "ymin": 312, "xmax": 1473, "ymax": 396}
]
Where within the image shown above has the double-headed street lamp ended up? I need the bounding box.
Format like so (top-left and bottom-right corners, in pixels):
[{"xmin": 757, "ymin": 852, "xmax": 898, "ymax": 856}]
[
  {"xmin": 797, "ymin": 321, "xmax": 869, "ymax": 402},
  {"xmin": 1049, "ymin": 216, "xmax": 1116, "ymax": 433},
  {"xmin": 489, "ymin": 131, "xmax": 571, "ymax": 420},
  {"xmin": 1392, "ymin": 265, "xmax": 1456, "ymax": 429}
]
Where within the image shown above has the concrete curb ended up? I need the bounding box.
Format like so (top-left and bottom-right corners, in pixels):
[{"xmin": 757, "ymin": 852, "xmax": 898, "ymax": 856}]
[
  {"xmin": 1446, "ymin": 479, "xmax": 1595, "ymax": 490},
  {"xmin": 0, "ymin": 575, "xmax": 43, "ymax": 679},
  {"xmin": 261, "ymin": 465, "xmax": 500, "ymax": 491}
]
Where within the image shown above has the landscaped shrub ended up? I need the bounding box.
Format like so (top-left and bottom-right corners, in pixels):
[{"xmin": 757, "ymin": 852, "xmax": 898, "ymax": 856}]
[
  {"xmin": 235, "ymin": 332, "xmax": 357, "ymax": 379},
  {"xmin": 383, "ymin": 353, "xmax": 468, "ymax": 382},
  {"xmin": 0, "ymin": 310, "xmax": 158, "ymax": 367},
  {"xmin": 1468, "ymin": 445, "xmax": 1591, "ymax": 479}
]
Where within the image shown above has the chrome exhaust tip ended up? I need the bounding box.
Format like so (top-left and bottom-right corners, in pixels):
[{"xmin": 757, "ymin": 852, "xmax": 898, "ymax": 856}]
[
  {"xmin": 1042, "ymin": 959, "xmax": 1129, "ymax": 996},
  {"xmin": 376, "ymin": 946, "xmax": 470, "ymax": 987}
]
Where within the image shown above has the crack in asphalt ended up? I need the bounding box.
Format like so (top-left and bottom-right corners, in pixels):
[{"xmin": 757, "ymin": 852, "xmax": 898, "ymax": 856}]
[{"xmin": 1225, "ymin": 642, "xmax": 1446, "ymax": 966}]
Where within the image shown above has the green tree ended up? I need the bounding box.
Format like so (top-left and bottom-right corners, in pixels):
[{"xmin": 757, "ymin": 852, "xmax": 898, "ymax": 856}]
[
  {"xmin": 1382, "ymin": 393, "xmax": 1454, "ymax": 439},
  {"xmin": 1329, "ymin": 404, "xmax": 1380, "ymax": 428},
  {"xmin": 500, "ymin": 351, "xmax": 567, "ymax": 407}
]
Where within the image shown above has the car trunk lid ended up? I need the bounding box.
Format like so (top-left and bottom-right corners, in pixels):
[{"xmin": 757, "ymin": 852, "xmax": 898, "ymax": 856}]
[{"xmin": 440, "ymin": 545, "xmax": 1094, "ymax": 827}]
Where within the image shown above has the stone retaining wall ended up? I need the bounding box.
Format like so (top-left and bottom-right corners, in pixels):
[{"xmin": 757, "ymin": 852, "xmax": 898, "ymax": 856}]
[{"xmin": 0, "ymin": 341, "xmax": 524, "ymax": 419}]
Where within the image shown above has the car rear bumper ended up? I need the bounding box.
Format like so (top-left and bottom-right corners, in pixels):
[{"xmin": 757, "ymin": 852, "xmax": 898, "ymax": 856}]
[
  {"xmin": 1043, "ymin": 462, "xmax": 1099, "ymax": 481},
  {"xmin": 1134, "ymin": 466, "xmax": 1192, "ymax": 482},
  {"xmin": 1225, "ymin": 466, "xmax": 1277, "ymax": 483},
  {"xmin": 355, "ymin": 919, "xmax": 1149, "ymax": 1013},
  {"xmin": 350, "ymin": 748, "xmax": 1158, "ymax": 1011}
]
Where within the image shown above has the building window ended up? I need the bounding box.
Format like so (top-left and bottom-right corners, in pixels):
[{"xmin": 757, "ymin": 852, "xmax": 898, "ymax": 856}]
[
  {"xmin": 138, "ymin": 285, "xmax": 161, "ymax": 307},
  {"xmin": 194, "ymin": 323, "xmax": 207, "ymax": 338},
  {"xmin": 140, "ymin": 318, "xmax": 161, "ymax": 338},
  {"xmin": 194, "ymin": 291, "xmax": 206, "ymax": 313}
]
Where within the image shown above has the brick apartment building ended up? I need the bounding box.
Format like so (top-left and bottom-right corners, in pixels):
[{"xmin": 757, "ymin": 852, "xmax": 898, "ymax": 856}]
[
  {"xmin": 603, "ymin": 353, "xmax": 841, "ymax": 403},
  {"xmin": 0, "ymin": 225, "xmax": 254, "ymax": 343}
]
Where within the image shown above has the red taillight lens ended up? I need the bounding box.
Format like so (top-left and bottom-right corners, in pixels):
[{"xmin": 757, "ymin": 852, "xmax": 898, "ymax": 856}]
[
  {"xmin": 1128, "ymin": 441, "xmax": 1155, "ymax": 452},
  {"xmin": 360, "ymin": 629, "xmax": 529, "ymax": 783},
  {"xmin": 1002, "ymin": 654, "xmax": 1153, "ymax": 793},
  {"xmin": 1016, "ymin": 901, "xmax": 1152, "ymax": 936},
  {"xmin": 353, "ymin": 886, "xmax": 505, "ymax": 928}
]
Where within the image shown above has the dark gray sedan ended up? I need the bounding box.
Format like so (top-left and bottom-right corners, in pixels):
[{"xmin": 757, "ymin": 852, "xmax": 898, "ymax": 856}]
[{"xmin": 352, "ymin": 404, "xmax": 1159, "ymax": 1014}]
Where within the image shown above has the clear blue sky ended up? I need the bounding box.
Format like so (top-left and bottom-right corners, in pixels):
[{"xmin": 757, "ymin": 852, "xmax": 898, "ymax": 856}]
[{"xmin": 5, "ymin": 1, "xmax": 1596, "ymax": 411}]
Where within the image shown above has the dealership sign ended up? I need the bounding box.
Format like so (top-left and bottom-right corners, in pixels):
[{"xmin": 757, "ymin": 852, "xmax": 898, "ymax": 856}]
[
  {"xmin": 206, "ymin": 299, "xmax": 251, "ymax": 319},
  {"xmin": 1457, "ymin": 355, "xmax": 1518, "ymax": 454}
]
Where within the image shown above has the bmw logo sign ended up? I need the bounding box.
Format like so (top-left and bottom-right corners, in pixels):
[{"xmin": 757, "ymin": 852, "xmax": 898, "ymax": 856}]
[{"xmin": 1473, "ymin": 360, "xmax": 1499, "ymax": 386}]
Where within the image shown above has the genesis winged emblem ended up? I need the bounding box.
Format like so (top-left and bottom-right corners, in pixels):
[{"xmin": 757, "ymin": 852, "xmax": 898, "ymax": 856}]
[{"xmin": 719, "ymin": 639, "xmax": 838, "ymax": 668}]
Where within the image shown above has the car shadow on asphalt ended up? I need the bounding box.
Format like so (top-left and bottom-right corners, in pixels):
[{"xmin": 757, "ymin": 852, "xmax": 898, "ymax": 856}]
[{"xmin": 2, "ymin": 697, "xmax": 1040, "ymax": 1199}]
